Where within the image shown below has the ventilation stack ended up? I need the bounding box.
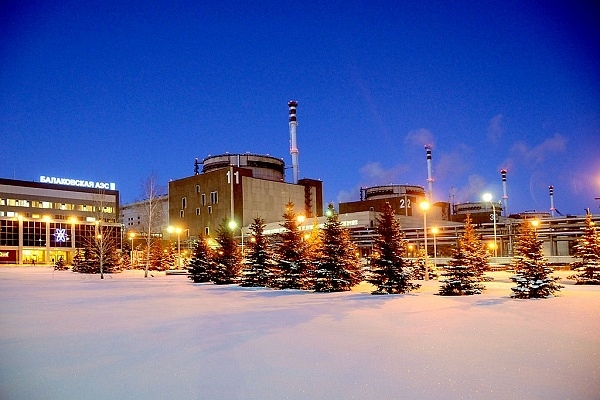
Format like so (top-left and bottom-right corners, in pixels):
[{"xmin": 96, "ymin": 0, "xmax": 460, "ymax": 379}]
[
  {"xmin": 549, "ymin": 185, "xmax": 556, "ymax": 217},
  {"xmin": 288, "ymin": 100, "xmax": 299, "ymax": 184},
  {"xmin": 501, "ymin": 169, "xmax": 508, "ymax": 217},
  {"xmin": 425, "ymin": 145, "xmax": 434, "ymax": 202}
]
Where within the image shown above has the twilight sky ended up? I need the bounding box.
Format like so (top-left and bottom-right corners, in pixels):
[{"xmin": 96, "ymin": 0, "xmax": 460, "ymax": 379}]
[{"xmin": 1, "ymin": 1, "xmax": 599, "ymax": 215}]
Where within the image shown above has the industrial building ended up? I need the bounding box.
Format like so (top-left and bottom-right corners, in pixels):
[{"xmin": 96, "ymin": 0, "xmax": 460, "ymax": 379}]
[{"xmin": 0, "ymin": 177, "xmax": 121, "ymax": 265}]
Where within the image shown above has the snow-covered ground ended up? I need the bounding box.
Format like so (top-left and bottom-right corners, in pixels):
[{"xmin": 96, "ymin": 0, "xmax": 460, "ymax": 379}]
[{"xmin": 1, "ymin": 267, "xmax": 598, "ymax": 400}]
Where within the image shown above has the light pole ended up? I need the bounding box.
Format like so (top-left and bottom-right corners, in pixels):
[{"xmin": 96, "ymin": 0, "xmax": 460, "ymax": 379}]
[
  {"xmin": 167, "ymin": 226, "xmax": 182, "ymax": 269},
  {"xmin": 128, "ymin": 232, "xmax": 136, "ymax": 266},
  {"xmin": 431, "ymin": 226, "xmax": 439, "ymax": 267},
  {"xmin": 228, "ymin": 220, "xmax": 244, "ymax": 258},
  {"xmin": 482, "ymin": 193, "xmax": 498, "ymax": 257},
  {"xmin": 420, "ymin": 200, "xmax": 430, "ymax": 280}
]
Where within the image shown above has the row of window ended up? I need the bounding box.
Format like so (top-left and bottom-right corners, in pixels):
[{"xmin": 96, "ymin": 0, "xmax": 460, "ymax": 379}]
[
  {"xmin": 0, "ymin": 220, "xmax": 120, "ymax": 247},
  {"xmin": 180, "ymin": 191, "xmax": 218, "ymax": 210},
  {"xmin": 0, "ymin": 198, "xmax": 113, "ymax": 213}
]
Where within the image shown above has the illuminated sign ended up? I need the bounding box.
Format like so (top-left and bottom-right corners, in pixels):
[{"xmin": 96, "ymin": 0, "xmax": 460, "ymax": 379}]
[
  {"xmin": 0, "ymin": 252, "xmax": 9, "ymax": 258},
  {"xmin": 53, "ymin": 228, "xmax": 68, "ymax": 243},
  {"xmin": 40, "ymin": 176, "xmax": 116, "ymax": 190}
]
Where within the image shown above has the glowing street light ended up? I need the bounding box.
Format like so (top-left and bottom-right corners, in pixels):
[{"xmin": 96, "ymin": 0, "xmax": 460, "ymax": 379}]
[
  {"xmin": 482, "ymin": 193, "xmax": 498, "ymax": 258},
  {"xmin": 420, "ymin": 200, "xmax": 430, "ymax": 280},
  {"xmin": 228, "ymin": 220, "xmax": 244, "ymax": 258},
  {"xmin": 128, "ymin": 232, "xmax": 136, "ymax": 265},
  {"xmin": 167, "ymin": 226, "xmax": 182, "ymax": 269}
]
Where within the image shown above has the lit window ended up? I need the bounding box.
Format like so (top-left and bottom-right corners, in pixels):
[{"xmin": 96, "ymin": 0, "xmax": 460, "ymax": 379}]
[{"xmin": 210, "ymin": 191, "xmax": 218, "ymax": 204}]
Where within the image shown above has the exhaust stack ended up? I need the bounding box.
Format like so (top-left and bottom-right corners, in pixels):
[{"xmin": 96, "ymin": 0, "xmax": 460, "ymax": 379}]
[
  {"xmin": 288, "ymin": 100, "xmax": 299, "ymax": 184},
  {"xmin": 425, "ymin": 145, "xmax": 434, "ymax": 202},
  {"xmin": 549, "ymin": 185, "xmax": 555, "ymax": 217},
  {"xmin": 501, "ymin": 169, "xmax": 508, "ymax": 217}
]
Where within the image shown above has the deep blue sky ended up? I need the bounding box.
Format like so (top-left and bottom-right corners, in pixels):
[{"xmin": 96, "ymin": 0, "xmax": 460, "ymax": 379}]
[{"xmin": 1, "ymin": 1, "xmax": 599, "ymax": 215}]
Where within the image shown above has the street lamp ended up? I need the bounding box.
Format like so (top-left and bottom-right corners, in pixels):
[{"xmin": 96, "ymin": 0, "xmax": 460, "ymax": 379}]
[
  {"xmin": 128, "ymin": 232, "xmax": 136, "ymax": 266},
  {"xmin": 420, "ymin": 200, "xmax": 430, "ymax": 280},
  {"xmin": 482, "ymin": 193, "xmax": 498, "ymax": 257},
  {"xmin": 431, "ymin": 227, "xmax": 439, "ymax": 267},
  {"xmin": 228, "ymin": 220, "xmax": 244, "ymax": 258},
  {"xmin": 167, "ymin": 226, "xmax": 182, "ymax": 269}
]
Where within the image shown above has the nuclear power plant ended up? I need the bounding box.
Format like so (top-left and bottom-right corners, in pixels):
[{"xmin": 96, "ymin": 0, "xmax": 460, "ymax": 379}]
[{"xmin": 155, "ymin": 100, "xmax": 599, "ymax": 266}]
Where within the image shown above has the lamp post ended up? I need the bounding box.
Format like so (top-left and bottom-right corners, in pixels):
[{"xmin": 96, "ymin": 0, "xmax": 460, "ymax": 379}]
[
  {"xmin": 128, "ymin": 232, "xmax": 136, "ymax": 266},
  {"xmin": 420, "ymin": 200, "xmax": 430, "ymax": 280},
  {"xmin": 431, "ymin": 226, "xmax": 439, "ymax": 267},
  {"xmin": 228, "ymin": 220, "xmax": 244, "ymax": 258},
  {"xmin": 167, "ymin": 226, "xmax": 182, "ymax": 269},
  {"xmin": 482, "ymin": 193, "xmax": 498, "ymax": 257}
]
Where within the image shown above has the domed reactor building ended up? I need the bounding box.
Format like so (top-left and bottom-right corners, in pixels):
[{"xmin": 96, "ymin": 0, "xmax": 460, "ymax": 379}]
[{"xmin": 168, "ymin": 101, "xmax": 323, "ymax": 239}]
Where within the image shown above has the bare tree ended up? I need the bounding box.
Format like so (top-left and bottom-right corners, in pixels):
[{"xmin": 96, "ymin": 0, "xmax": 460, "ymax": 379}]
[{"xmin": 139, "ymin": 173, "xmax": 167, "ymax": 278}]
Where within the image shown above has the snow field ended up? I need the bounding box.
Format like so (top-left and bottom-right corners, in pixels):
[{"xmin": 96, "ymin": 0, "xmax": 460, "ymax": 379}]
[{"xmin": 0, "ymin": 267, "xmax": 598, "ymax": 399}]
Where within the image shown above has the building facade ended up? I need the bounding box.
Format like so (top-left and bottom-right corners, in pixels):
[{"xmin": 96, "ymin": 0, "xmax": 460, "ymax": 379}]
[
  {"xmin": 168, "ymin": 153, "xmax": 323, "ymax": 241},
  {"xmin": 0, "ymin": 178, "xmax": 120, "ymax": 265}
]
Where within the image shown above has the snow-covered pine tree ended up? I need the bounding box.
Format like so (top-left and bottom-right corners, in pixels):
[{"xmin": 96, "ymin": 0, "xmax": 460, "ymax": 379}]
[
  {"xmin": 149, "ymin": 241, "xmax": 167, "ymax": 271},
  {"xmin": 164, "ymin": 243, "xmax": 177, "ymax": 269},
  {"xmin": 54, "ymin": 256, "xmax": 68, "ymax": 270},
  {"xmin": 314, "ymin": 203, "xmax": 363, "ymax": 292},
  {"xmin": 438, "ymin": 248, "xmax": 484, "ymax": 295},
  {"xmin": 368, "ymin": 202, "xmax": 420, "ymax": 294},
  {"xmin": 273, "ymin": 202, "xmax": 309, "ymax": 289},
  {"xmin": 460, "ymin": 214, "xmax": 491, "ymax": 281},
  {"xmin": 301, "ymin": 218, "xmax": 322, "ymax": 290},
  {"xmin": 568, "ymin": 213, "xmax": 600, "ymax": 284},
  {"xmin": 439, "ymin": 215, "xmax": 485, "ymax": 295},
  {"xmin": 412, "ymin": 247, "xmax": 437, "ymax": 280},
  {"xmin": 212, "ymin": 219, "xmax": 242, "ymax": 284},
  {"xmin": 241, "ymin": 217, "xmax": 276, "ymax": 287},
  {"xmin": 510, "ymin": 220, "xmax": 563, "ymax": 298},
  {"xmin": 188, "ymin": 235, "xmax": 215, "ymax": 283}
]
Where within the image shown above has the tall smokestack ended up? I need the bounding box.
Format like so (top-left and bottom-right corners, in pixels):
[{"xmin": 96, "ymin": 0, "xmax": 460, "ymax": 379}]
[
  {"xmin": 425, "ymin": 145, "xmax": 434, "ymax": 202},
  {"xmin": 549, "ymin": 185, "xmax": 555, "ymax": 217},
  {"xmin": 501, "ymin": 169, "xmax": 508, "ymax": 217},
  {"xmin": 288, "ymin": 100, "xmax": 299, "ymax": 184}
]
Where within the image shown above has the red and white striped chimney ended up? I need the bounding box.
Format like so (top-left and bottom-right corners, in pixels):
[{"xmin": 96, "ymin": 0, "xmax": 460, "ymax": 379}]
[
  {"xmin": 501, "ymin": 169, "xmax": 508, "ymax": 217},
  {"xmin": 425, "ymin": 145, "xmax": 434, "ymax": 202},
  {"xmin": 288, "ymin": 100, "xmax": 299, "ymax": 184}
]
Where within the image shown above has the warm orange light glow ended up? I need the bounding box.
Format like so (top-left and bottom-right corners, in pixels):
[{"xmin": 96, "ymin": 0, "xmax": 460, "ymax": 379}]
[
  {"xmin": 420, "ymin": 201, "xmax": 430, "ymax": 211},
  {"xmin": 297, "ymin": 214, "xmax": 306, "ymax": 224},
  {"xmin": 129, "ymin": 232, "xmax": 136, "ymax": 239},
  {"xmin": 431, "ymin": 227, "xmax": 439, "ymax": 235},
  {"xmin": 531, "ymin": 219, "xmax": 540, "ymax": 227}
]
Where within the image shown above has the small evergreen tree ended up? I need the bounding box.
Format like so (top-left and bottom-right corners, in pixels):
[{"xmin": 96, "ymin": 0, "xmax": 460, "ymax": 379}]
[
  {"xmin": 461, "ymin": 214, "xmax": 491, "ymax": 281},
  {"xmin": 368, "ymin": 202, "xmax": 419, "ymax": 294},
  {"xmin": 164, "ymin": 243, "xmax": 177, "ymax": 269},
  {"xmin": 302, "ymin": 218, "xmax": 322, "ymax": 290},
  {"xmin": 241, "ymin": 217, "xmax": 276, "ymax": 287},
  {"xmin": 314, "ymin": 203, "xmax": 363, "ymax": 292},
  {"xmin": 411, "ymin": 247, "xmax": 437, "ymax": 280},
  {"xmin": 568, "ymin": 213, "xmax": 600, "ymax": 284},
  {"xmin": 510, "ymin": 220, "xmax": 563, "ymax": 298},
  {"xmin": 273, "ymin": 202, "xmax": 309, "ymax": 289},
  {"xmin": 212, "ymin": 219, "xmax": 242, "ymax": 284},
  {"xmin": 439, "ymin": 216, "xmax": 486, "ymax": 295},
  {"xmin": 149, "ymin": 241, "xmax": 167, "ymax": 271},
  {"xmin": 188, "ymin": 235, "xmax": 215, "ymax": 283},
  {"xmin": 121, "ymin": 252, "xmax": 132, "ymax": 270},
  {"xmin": 438, "ymin": 249, "xmax": 484, "ymax": 295},
  {"xmin": 54, "ymin": 256, "xmax": 68, "ymax": 271}
]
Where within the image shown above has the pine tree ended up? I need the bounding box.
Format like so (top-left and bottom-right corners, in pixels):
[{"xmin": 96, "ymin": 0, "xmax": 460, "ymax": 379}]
[
  {"xmin": 439, "ymin": 249, "xmax": 484, "ymax": 295},
  {"xmin": 212, "ymin": 219, "xmax": 242, "ymax": 284},
  {"xmin": 241, "ymin": 217, "xmax": 276, "ymax": 287},
  {"xmin": 54, "ymin": 256, "xmax": 68, "ymax": 271},
  {"xmin": 461, "ymin": 214, "xmax": 491, "ymax": 281},
  {"xmin": 412, "ymin": 247, "xmax": 437, "ymax": 280},
  {"xmin": 188, "ymin": 235, "xmax": 215, "ymax": 283},
  {"xmin": 302, "ymin": 218, "xmax": 322, "ymax": 290},
  {"xmin": 273, "ymin": 202, "xmax": 309, "ymax": 289},
  {"xmin": 314, "ymin": 203, "xmax": 363, "ymax": 292},
  {"xmin": 149, "ymin": 241, "xmax": 167, "ymax": 271},
  {"xmin": 368, "ymin": 202, "xmax": 419, "ymax": 294},
  {"xmin": 164, "ymin": 243, "xmax": 177, "ymax": 269},
  {"xmin": 439, "ymin": 215, "xmax": 485, "ymax": 295},
  {"xmin": 568, "ymin": 213, "xmax": 600, "ymax": 284},
  {"xmin": 510, "ymin": 220, "xmax": 563, "ymax": 298}
]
